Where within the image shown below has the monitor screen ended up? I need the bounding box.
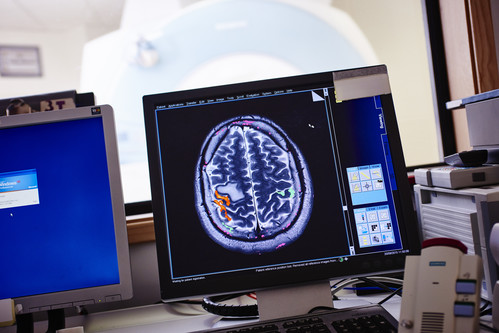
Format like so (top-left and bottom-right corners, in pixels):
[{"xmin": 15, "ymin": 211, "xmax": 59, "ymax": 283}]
[
  {"xmin": 0, "ymin": 105, "xmax": 132, "ymax": 314},
  {"xmin": 143, "ymin": 65, "xmax": 420, "ymax": 315}
]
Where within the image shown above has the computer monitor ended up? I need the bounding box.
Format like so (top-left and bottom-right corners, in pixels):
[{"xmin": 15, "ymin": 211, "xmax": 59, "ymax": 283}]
[
  {"xmin": 143, "ymin": 65, "xmax": 420, "ymax": 320},
  {"xmin": 0, "ymin": 105, "xmax": 132, "ymax": 326}
]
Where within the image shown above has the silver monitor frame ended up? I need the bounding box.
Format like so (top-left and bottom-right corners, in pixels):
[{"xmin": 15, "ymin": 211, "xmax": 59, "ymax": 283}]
[{"xmin": 0, "ymin": 104, "xmax": 132, "ymax": 314}]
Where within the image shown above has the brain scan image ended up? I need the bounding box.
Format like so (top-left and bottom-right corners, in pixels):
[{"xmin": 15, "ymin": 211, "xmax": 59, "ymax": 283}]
[{"xmin": 194, "ymin": 115, "xmax": 313, "ymax": 254}]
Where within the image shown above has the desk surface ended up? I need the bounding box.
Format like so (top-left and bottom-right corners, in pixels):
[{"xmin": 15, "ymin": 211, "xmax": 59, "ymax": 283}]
[
  {"xmin": 84, "ymin": 295, "xmax": 401, "ymax": 333},
  {"xmin": 0, "ymin": 293, "xmax": 400, "ymax": 333},
  {"xmin": 0, "ymin": 293, "xmax": 495, "ymax": 332}
]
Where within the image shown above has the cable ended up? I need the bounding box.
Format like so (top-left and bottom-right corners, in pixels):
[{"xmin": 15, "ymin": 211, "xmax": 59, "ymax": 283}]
[
  {"xmin": 202, "ymin": 294, "xmax": 258, "ymax": 318},
  {"xmin": 202, "ymin": 276, "xmax": 403, "ymax": 318},
  {"xmin": 331, "ymin": 276, "xmax": 403, "ymax": 296},
  {"xmin": 358, "ymin": 277, "xmax": 402, "ymax": 297},
  {"xmin": 480, "ymin": 322, "xmax": 499, "ymax": 333},
  {"xmin": 308, "ymin": 306, "xmax": 335, "ymax": 314},
  {"xmin": 378, "ymin": 287, "xmax": 403, "ymax": 305},
  {"xmin": 481, "ymin": 300, "xmax": 493, "ymax": 317}
]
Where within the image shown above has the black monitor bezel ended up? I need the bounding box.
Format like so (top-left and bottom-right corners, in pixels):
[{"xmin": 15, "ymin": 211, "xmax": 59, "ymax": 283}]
[{"xmin": 143, "ymin": 67, "xmax": 421, "ymax": 302}]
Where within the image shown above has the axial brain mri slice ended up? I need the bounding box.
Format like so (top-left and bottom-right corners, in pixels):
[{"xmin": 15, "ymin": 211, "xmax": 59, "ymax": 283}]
[{"xmin": 195, "ymin": 115, "xmax": 313, "ymax": 254}]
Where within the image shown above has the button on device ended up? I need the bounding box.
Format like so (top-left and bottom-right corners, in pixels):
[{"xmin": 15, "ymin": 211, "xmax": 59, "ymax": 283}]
[
  {"xmin": 454, "ymin": 302, "xmax": 475, "ymax": 317},
  {"xmin": 51, "ymin": 303, "xmax": 72, "ymax": 310},
  {"xmin": 105, "ymin": 295, "xmax": 122, "ymax": 302},
  {"xmin": 456, "ymin": 280, "xmax": 477, "ymax": 294},
  {"xmin": 74, "ymin": 299, "xmax": 95, "ymax": 306}
]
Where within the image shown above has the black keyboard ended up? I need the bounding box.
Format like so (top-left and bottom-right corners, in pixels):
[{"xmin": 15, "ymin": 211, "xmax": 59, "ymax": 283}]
[{"xmin": 196, "ymin": 304, "xmax": 398, "ymax": 333}]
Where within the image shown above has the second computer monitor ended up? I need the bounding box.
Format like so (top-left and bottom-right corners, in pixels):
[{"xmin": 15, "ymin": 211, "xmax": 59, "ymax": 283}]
[{"xmin": 143, "ymin": 65, "xmax": 420, "ymax": 318}]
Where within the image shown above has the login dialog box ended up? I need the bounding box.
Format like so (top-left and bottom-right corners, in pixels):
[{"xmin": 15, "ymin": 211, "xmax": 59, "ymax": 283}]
[{"xmin": 0, "ymin": 169, "xmax": 40, "ymax": 209}]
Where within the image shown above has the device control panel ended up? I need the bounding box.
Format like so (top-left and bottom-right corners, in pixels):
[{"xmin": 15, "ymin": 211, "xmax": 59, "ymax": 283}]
[{"xmin": 399, "ymin": 238, "xmax": 483, "ymax": 333}]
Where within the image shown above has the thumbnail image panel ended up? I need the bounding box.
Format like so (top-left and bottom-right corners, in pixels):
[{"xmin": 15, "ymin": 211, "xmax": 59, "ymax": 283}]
[
  {"xmin": 354, "ymin": 205, "xmax": 395, "ymax": 248},
  {"xmin": 347, "ymin": 164, "xmax": 387, "ymax": 206}
]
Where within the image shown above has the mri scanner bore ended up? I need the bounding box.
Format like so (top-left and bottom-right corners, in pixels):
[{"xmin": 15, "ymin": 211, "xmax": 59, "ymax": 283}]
[{"xmin": 195, "ymin": 115, "xmax": 313, "ymax": 254}]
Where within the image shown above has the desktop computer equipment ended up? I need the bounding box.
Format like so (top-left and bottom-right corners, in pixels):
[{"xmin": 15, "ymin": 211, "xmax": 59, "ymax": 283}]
[
  {"xmin": 490, "ymin": 223, "xmax": 499, "ymax": 330},
  {"xmin": 399, "ymin": 238, "xmax": 483, "ymax": 333},
  {"xmin": 0, "ymin": 105, "xmax": 133, "ymax": 330},
  {"xmin": 459, "ymin": 89, "xmax": 499, "ymax": 164},
  {"xmin": 447, "ymin": 89, "xmax": 499, "ymax": 165},
  {"xmin": 414, "ymin": 183, "xmax": 499, "ymax": 301},
  {"xmin": 143, "ymin": 65, "xmax": 421, "ymax": 330}
]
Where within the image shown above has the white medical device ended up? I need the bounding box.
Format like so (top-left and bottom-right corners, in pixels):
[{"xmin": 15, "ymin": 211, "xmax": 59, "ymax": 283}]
[
  {"xmin": 399, "ymin": 238, "xmax": 483, "ymax": 333},
  {"xmin": 490, "ymin": 223, "xmax": 499, "ymax": 329}
]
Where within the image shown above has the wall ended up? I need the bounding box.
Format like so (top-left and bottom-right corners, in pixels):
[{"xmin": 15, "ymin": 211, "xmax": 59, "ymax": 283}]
[
  {"xmin": 0, "ymin": 27, "xmax": 86, "ymax": 99},
  {"xmin": 439, "ymin": 0, "xmax": 499, "ymax": 152},
  {"xmin": 332, "ymin": 0, "xmax": 439, "ymax": 166},
  {"xmin": 491, "ymin": 0, "xmax": 499, "ymax": 71}
]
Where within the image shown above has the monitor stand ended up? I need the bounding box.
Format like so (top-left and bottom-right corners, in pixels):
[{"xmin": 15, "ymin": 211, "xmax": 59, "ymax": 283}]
[
  {"xmin": 255, "ymin": 280, "xmax": 334, "ymax": 321},
  {"xmin": 16, "ymin": 309, "xmax": 65, "ymax": 333},
  {"xmin": 15, "ymin": 313, "xmax": 33, "ymax": 333},
  {"xmin": 46, "ymin": 309, "xmax": 65, "ymax": 333}
]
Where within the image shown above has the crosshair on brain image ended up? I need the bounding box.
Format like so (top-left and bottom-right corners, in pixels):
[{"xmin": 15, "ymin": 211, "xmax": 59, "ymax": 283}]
[{"xmin": 194, "ymin": 115, "xmax": 313, "ymax": 254}]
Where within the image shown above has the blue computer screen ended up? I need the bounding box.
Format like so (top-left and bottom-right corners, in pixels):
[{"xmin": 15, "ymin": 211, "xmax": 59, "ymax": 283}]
[{"xmin": 0, "ymin": 117, "xmax": 119, "ymax": 299}]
